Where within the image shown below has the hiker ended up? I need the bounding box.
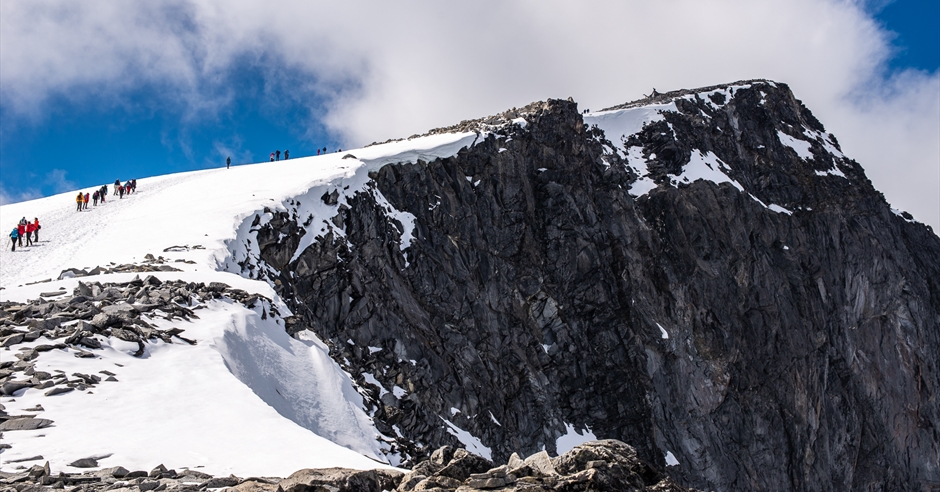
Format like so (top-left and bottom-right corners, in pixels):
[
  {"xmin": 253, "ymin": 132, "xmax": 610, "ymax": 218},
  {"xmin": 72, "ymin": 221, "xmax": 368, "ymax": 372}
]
[
  {"xmin": 76, "ymin": 192, "xmax": 84, "ymax": 211},
  {"xmin": 131, "ymin": 179, "xmax": 136, "ymax": 193},
  {"xmin": 32, "ymin": 218, "xmax": 40, "ymax": 242},
  {"xmin": 284, "ymin": 149, "xmax": 289, "ymax": 160},
  {"xmin": 93, "ymin": 190, "xmax": 99, "ymax": 206},
  {"xmin": 100, "ymin": 185, "xmax": 107, "ymax": 203},
  {"xmin": 10, "ymin": 227, "xmax": 18, "ymax": 251},
  {"xmin": 114, "ymin": 179, "xmax": 121, "ymax": 195},
  {"xmin": 124, "ymin": 183, "xmax": 131, "ymax": 195},
  {"xmin": 270, "ymin": 152, "xmax": 275, "ymax": 162},
  {"xmin": 323, "ymin": 146, "xmax": 327, "ymax": 154},
  {"xmin": 317, "ymin": 148, "xmax": 320, "ymax": 156},
  {"xmin": 276, "ymin": 150, "xmax": 281, "ymax": 161},
  {"xmin": 24, "ymin": 221, "xmax": 34, "ymax": 246},
  {"xmin": 119, "ymin": 184, "xmax": 125, "ymax": 199},
  {"xmin": 84, "ymin": 192, "xmax": 90, "ymax": 209},
  {"xmin": 226, "ymin": 156, "xmax": 231, "ymax": 169},
  {"xmin": 16, "ymin": 222, "xmax": 25, "ymax": 246}
]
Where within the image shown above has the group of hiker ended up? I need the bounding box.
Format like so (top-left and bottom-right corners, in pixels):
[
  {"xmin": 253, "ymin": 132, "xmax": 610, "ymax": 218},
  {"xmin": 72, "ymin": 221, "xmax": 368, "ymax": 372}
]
[
  {"xmin": 75, "ymin": 179, "xmax": 137, "ymax": 211},
  {"xmin": 269, "ymin": 149, "xmax": 290, "ymax": 162},
  {"xmin": 9, "ymin": 178, "xmax": 140, "ymax": 251},
  {"xmin": 9, "ymin": 217, "xmax": 40, "ymax": 252},
  {"xmin": 226, "ymin": 147, "xmax": 342, "ymax": 169}
]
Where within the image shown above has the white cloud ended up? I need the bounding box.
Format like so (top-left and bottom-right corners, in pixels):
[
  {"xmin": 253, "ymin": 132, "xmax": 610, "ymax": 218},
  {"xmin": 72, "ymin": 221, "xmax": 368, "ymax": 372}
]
[
  {"xmin": 1, "ymin": 0, "xmax": 937, "ymax": 230},
  {"xmin": 0, "ymin": 186, "xmax": 41, "ymax": 207},
  {"xmin": 43, "ymin": 169, "xmax": 77, "ymax": 194}
]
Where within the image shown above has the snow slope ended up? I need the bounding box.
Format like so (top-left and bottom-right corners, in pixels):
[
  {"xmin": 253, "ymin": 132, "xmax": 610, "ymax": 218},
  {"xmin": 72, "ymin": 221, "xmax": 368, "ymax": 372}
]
[{"xmin": 0, "ymin": 131, "xmax": 476, "ymax": 475}]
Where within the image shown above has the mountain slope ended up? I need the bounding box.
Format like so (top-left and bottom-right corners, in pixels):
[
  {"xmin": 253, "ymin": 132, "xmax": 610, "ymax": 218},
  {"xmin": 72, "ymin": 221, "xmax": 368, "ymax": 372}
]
[
  {"xmin": 247, "ymin": 80, "xmax": 939, "ymax": 490},
  {"xmin": 0, "ymin": 133, "xmax": 476, "ymax": 475}
]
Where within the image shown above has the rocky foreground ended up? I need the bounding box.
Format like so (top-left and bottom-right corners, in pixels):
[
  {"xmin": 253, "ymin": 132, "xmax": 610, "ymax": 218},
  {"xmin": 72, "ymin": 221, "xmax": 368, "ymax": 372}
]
[{"xmin": 0, "ymin": 440, "xmax": 689, "ymax": 492}]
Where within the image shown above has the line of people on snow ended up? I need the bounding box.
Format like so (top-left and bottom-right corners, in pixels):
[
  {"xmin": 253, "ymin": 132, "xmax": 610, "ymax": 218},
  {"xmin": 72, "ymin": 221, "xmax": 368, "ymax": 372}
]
[
  {"xmin": 226, "ymin": 147, "xmax": 342, "ymax": 169},
  {"xmin": 75, "ymin": 179, "xmax": 137, "ymax": 211},
  {"xmin": 9, "ymin": 217, "xmax": 40, "ymax": 252}
]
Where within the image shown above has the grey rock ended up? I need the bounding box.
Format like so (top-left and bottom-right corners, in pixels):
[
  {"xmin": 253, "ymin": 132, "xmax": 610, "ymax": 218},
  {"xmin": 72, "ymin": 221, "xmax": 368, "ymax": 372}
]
[
  {"xmin": 45, "ymin": 386, "xmax": 74, "ymax": 396},
  {"xmin": 1, "ymin": 333, "xmax": 24, "ymax": 347},
  {"xmin": 74, "ymin": 281, "xmax": 93, "ymax": 297},
  {"xmin": 1, "ymin": 380, "xmax": 34, "ymax": 396},
  {"xmin": 89, "ymin": 313, "xmax": 112, "ymax": 329},
  {"xmin": 101, "ymin": 303, "xmax": 139, "ymax": 317},
  {"xmin": 98, "ymin": 466, "xmax": 130, "ymax": 478},
  {"xmin": 202, "ymin": 475, "xmax": 240, "ymax": 488},
  {"xmin": 68, "ymin": 457, "xmax": 98, "ymax": 468},
  {"xmin": 279, "ymin": 468, "xmax": 403, "ymax": 492},
  {"xmin": 436, "ymin": 449, "xmax": 492, "ymax": 482},
  {"xmin": 523, "ymin": 451, "xmax": 556, "ymax": 476},
  {"xmin": 228, "ymin": 479, "xmax": 281, "ymax": 492},
  {"xmin": 137, "ymin": 480, "xmax": 161, "ymax": 491},
  {"xmin": 148, "ymin": 464, "xmax": 167, "ymax": 478},
  {"xmin": 0, "ymin": 417, "xmax": 53, "ymax": 431}
]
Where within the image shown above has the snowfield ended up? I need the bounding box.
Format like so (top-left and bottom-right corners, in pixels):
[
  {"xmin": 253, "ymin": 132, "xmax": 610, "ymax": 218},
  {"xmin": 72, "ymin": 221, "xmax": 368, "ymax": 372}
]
[{"xmin": 0, "ymin": 132, "xmax": 475, "ymax": 476}]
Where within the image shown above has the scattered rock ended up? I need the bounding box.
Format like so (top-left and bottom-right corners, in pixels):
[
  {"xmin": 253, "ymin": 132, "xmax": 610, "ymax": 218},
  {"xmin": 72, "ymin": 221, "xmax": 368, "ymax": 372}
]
[
  {"xmin": 280, "ymin": 468, "xmax": 403, "ymax": 492},
  {"xmin": 45, "ymin": 386, "xmax": 74, "ymax": 396},
  {"xmin": 0, "ymin": 417, "xmax": 53, "ymax": 431},
  {"xmin": 68, "ymin": 458, "xmax": 99, "ymax": 468}
]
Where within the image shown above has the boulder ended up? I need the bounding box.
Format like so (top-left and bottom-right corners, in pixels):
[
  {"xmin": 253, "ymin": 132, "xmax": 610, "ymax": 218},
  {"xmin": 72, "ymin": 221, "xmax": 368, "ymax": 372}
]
[
  {"xmin": 279, "ymin": 468, "xmax": 403, "ymax": 492},
  {"xmin": 0, "ymin": 417, "xmax": 53, "ymax": 431},
  {"xmin": 45, "ymin": 386, "xmax": 74, "ymax": 396},
  {"xmin": 1, "ymin": 380, "xmax": 34, "ymax": 396},
  {"xmin": 436, "ymin": 448, "xmax": 493, "ymax": 482},
  {"xmin": 68, "ymin": 457, "xmax": 99, "ymax": 468},
  {"xmin": 203, "ymin": 475, "xmax": 240, "ymax": 488}
]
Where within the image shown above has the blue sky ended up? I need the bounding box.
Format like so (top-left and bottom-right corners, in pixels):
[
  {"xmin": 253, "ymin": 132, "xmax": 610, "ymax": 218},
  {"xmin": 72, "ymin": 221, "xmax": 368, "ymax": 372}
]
[{"xmin": 1, "ymin": 1, "xmax": 938, "ymax": 230}]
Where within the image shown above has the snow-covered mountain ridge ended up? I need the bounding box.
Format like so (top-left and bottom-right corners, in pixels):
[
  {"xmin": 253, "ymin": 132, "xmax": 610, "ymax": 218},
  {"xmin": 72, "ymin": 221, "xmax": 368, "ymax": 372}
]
[
  {"xmin": 1, "ymin": 80, "xmax": 938, "ymax": 491},
  {"xmin": 0, "ymin": 132, "xmax": 478, "ymax": 476}
]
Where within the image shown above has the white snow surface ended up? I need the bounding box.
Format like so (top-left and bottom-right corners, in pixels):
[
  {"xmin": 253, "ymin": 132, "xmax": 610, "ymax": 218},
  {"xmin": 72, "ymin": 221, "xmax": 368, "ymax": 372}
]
[
  {"xmin": 665, "ymin": 451, "xmax": 680, "ymax": 467},
  {"xmin": 657, "ymin": 322, "xmax": 669, "ymax": 339},
  {"xmin": 584, "ymin": 102, "xmax": 677, "ymax": 146},
  {"xmin": 669, "ymin": 151, "xmax": 744, "ymax": 193},
  {"xmin": 0, "ymin": 131, "xmax": 476, "ymax": 476},
  {"xmin": 441, "ymin": 418, "xmax": 492, "ymax": 460},
  {"xmin": 555, "ymin": 423, "xmax": 597, "ymax": 456},
  {"xmin": 777, "ymin": 131, "xmax": 814, "ymax": 161}
]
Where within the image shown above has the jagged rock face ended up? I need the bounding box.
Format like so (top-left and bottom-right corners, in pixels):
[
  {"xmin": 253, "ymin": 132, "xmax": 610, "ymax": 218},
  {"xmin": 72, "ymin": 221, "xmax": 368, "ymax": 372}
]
[{"xmin": 256, "ymin": 81, "xmax": 940, "ymax": 491}]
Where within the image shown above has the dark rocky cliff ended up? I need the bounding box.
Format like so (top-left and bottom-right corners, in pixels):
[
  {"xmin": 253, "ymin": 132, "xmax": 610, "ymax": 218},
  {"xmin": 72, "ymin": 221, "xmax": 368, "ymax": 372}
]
[{"xmin": 248, "ymin": 81, "xmax": 940, "ymax": 491}]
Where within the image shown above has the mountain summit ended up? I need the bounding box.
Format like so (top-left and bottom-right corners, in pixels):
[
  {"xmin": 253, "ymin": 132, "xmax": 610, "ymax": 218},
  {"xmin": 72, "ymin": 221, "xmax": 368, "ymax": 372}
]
[{"xmin": 1, "ymin": 80, "xmax": 938, "ymax": 491}]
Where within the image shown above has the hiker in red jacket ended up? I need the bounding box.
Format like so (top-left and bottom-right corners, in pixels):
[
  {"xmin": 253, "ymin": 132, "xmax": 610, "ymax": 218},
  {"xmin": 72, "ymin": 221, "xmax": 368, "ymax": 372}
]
[
  {"xmin": 25, "ymin": 221, "xmax": 36, "ymax": 246},
  {"xmin": 16, "ymin": 223, "xmax": 26, "ymax": 247},
  {"xmin": 83, "ymin": 192, "xmax": 90, "ymax": 210},
  {"xmin": 32, "ymin": 218, "xmax": 40, "ymax": 242}
]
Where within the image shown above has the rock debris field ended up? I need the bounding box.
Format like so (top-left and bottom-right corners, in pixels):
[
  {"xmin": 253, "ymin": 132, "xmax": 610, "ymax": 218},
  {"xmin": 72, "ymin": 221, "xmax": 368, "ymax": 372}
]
[{"xmin": 1, "ymin": 440, "xmax": 690, "ymax": 491}]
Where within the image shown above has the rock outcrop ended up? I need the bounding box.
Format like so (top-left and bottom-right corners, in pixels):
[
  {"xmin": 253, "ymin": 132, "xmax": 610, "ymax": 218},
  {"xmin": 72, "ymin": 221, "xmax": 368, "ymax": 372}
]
[
  {"xmin": 0, "ymin": 440, "xmax": 687, "ymax": 492},
  {"xmin": 245, "ymin": 80, "xmax": 939, "ymax": 490},
  {"xmin": 0, "ymin": 277, "xmax": 276, "ymax": 436}
]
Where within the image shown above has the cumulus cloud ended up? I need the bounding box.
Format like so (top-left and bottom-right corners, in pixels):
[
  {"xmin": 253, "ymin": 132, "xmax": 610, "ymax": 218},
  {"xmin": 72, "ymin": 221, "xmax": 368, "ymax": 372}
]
[
  {"xmin": 0, "ymin": 186, "xmax": 41, "ymax": 207},
  {"xmin": 0, "ymin": 0, "xmax": 936, "ymax": 230}
]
